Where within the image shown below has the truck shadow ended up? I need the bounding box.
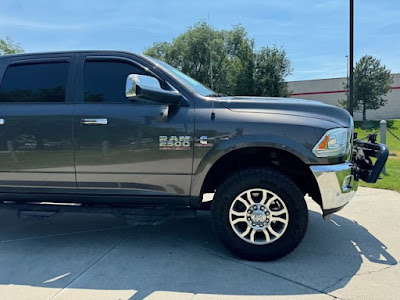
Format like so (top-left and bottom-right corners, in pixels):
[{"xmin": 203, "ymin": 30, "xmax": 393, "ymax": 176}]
[{"xmin": 0, "ymin": 208, "xmax": 397, "ymax": 299}]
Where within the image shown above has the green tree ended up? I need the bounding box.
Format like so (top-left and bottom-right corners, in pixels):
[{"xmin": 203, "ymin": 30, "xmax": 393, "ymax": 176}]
[
  {"xmin": 341, "ymin": 55, "xmax": 393, "ymax": 121},
  {"xmin": 254, "ymin": 46, "xmax": 292, "ymax": 97},
  {"xmin": 222, "ymin": 25, "xmax": 255, "ymax": 96},
  {"xmin": 0, "ymin": 36, "xmax": 24, "ymax": 55},
  {"xmin": 144, "ymin": 22, "xmax": 291, "ymax": 97}
]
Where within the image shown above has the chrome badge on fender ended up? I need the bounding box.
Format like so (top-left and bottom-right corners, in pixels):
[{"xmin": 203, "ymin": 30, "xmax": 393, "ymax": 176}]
[{"xmin": 159, "ymin": 136, "xmax": 191, "ymax": 150}]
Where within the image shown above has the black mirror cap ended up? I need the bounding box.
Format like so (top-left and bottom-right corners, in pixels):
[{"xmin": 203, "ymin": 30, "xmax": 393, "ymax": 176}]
[{"xmin": 134, "ymin": 84, "xmax": 188, "ymax": 106}]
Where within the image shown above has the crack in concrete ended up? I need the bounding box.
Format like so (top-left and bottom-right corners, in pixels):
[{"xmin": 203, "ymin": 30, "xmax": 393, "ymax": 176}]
[
  {"xmin": 322, "ymin": 260, "xmax": 400, "ymax": 293},
  {"xmin": 47, "ymin": 229, "xmax": 134, "ymax": 300}
]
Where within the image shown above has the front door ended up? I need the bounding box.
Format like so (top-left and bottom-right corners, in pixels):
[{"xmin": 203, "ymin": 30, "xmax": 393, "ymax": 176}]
[
  {"xmin": 73, "ymin": 56, "xmax": 194, "ymax": 198},
  {"xmin": 0, "ymin": 56, "xmax": 76, "ymax": 193}
]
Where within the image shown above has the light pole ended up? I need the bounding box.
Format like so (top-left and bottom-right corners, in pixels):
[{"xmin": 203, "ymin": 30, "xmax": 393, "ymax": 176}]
[
  {"xmin": 346, "ymin": 55, "xmax": 349, "ymax": 105},
  {"xmin": 349, "ymin": 0, "xmax": 354, "ymax": 116}
]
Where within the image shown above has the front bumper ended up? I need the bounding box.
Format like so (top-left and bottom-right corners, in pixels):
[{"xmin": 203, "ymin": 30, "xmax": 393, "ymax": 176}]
[{"xmin": 310, "ymin": 162, "xmax": 358, "ymax": 218}]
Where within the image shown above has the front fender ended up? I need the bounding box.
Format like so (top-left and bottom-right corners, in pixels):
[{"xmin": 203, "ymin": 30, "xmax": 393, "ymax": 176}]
[{"xmin": 190, "ymin": 134, "xmax": 316, "ymax": 198}]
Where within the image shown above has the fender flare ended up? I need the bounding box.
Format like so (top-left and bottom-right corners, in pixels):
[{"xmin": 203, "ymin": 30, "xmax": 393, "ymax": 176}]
[{"xmin": 190, "ymin": 134, "xmax": 316, "ymax": 200}]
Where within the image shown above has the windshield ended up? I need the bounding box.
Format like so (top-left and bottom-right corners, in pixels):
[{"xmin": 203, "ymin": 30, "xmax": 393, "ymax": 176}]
[{"xmin": 145, "ymin": 56, "xmax": 216, "ymax": 97}]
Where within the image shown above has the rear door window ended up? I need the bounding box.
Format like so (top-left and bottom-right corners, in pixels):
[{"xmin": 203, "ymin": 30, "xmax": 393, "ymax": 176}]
[{"xmin": 0, "ymin": 62, "xmax": 68, "ymax": 103}]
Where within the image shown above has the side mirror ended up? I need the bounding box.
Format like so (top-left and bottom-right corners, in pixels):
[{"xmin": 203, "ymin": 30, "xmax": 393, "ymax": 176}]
[
  {"xmin": 126, "ymin": 74, "xmax": 188, "ymax": 106},
  {"xmin": 126, "ymin": 74, "xmax": 160, "ymax": 98},
  {"xmin": 135, "ymin": 84, "xmax": 185, "ymax": 106}
]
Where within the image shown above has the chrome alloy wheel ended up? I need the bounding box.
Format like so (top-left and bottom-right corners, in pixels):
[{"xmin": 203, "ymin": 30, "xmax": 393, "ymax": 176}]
[{"xmin": 229, "ymin": 188, "xmax": 289, "ymax": 245}]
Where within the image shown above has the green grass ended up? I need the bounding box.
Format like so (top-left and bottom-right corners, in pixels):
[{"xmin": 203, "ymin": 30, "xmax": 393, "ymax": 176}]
[{"xmin": 354, "ymin": 119, "xmax": 400, "ymax": 192}]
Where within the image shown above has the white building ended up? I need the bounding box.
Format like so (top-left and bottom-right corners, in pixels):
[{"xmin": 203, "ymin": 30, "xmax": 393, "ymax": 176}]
[{"xmin": 288, "ymin": 74, "xmax": 400, "ymax": 121}]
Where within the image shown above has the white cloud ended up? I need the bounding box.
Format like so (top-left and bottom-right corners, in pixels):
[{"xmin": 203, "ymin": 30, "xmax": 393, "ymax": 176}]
[{"xmin": 0, "ymin": 16, "xmax": 85, "ymax": 30}]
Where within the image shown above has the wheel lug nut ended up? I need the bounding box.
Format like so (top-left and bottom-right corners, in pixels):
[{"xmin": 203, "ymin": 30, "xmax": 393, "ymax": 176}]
[
  {"xmin": 266, "ymin": 211, "xmax": 270, "ymax": 215},
  {"xmin": 266, "ymin": 219, "xmax": 269, "ymax": 223},
  {"xmin": 253, "ymin": 205, "xmax": 257, "ymax": 209}
]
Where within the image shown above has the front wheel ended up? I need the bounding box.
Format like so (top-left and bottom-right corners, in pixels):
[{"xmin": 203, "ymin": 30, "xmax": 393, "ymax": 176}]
[{"xmin": 211, "ymin": 168, "xmax": 308, "ymax": 261}]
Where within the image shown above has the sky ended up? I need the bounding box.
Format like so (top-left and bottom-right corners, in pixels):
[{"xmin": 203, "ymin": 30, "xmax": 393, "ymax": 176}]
[{"xmin": 0, "ymin": 0, "xmax": 399, "ymax": 81}]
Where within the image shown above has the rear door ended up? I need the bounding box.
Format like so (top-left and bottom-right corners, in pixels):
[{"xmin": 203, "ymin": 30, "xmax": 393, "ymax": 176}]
[
  {"xmin": 0, "ymin": 55, "xmax": 77, "ymax": 194},
  {"xmin": 73, "ymin": 55, "xmax": 194, "ymax": 198}
]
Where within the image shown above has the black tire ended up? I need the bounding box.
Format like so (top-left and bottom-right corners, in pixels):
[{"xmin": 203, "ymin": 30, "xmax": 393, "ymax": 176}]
[{"xmin": 211, "ymin": 167, "xmax": 308, "ymax": 261}]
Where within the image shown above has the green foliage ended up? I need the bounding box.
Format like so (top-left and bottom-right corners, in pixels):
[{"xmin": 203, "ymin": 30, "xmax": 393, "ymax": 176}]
[
  {"xmin": 254, "ymin": 46, "xmax": 292, "ymax": 97},
  {"xmin": 144, "ymin": 22, "xmax": 292, "ymax": 97},
  {"xmin": 340, "ymin": 55, "xmax": 393, "ymax": 120},
  {"xmin": 0, "ymin": 36, "xmax": 24, "ymax": 55},
  {"xmin": 354, "ymin": 120, "xmax": 397, "ymax": 131}
]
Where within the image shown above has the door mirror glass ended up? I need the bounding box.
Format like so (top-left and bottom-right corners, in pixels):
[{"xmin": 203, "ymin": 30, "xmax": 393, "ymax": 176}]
[{"xmin": 125, "ymin": 74, "xmax": 161, "ymax": 98}]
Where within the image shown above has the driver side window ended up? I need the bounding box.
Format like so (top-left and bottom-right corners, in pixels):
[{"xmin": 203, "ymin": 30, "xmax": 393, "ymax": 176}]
[{"xmin": 84, "ymin": 60, "xmax": 160, "ymax": 103}]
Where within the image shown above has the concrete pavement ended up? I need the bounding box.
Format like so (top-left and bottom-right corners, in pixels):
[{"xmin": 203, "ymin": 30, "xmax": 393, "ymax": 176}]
[{"xmin": 0, "ymin": 187, "xmax": 399, "ymax": 300}]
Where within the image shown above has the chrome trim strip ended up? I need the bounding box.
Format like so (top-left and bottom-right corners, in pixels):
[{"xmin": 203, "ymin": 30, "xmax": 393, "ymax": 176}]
[{"xmin": 81, "ymin": 118, "xmax": 108, "ymax": 125}]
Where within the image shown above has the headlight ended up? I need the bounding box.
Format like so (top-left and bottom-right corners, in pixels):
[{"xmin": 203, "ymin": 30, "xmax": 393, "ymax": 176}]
[{"xmin": 312, "ymin": 128, "xmax": 351, "ymax": 158}]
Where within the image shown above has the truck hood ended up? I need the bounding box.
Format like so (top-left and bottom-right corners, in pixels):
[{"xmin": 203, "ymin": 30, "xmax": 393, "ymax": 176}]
[{"xmin": 216, "ymin": 96, "xmax": 353, "ymax": 127}]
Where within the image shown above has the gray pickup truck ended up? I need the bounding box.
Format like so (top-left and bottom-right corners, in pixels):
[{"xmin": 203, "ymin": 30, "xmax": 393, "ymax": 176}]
[{"xmin": 0, "ymin": 51, "xmax": 388, "ymax": 261}]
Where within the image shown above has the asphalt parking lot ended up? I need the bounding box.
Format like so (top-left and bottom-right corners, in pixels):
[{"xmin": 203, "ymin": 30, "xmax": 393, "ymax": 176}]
[{"xmin": 0, "ymin": 187, "xmax": 399, "ymax": 300}]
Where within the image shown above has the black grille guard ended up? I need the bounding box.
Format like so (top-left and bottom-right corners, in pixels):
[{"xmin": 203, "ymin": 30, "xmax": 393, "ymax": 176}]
[{"xmin": 352, "ymin": 139, "xmax": 389, "ymax": 183}]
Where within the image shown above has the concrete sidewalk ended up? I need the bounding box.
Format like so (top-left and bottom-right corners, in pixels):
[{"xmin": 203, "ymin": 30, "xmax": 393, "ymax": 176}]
[{"xmin": 0, "ymin": 187, "xmax": 399, "ymax": 300}]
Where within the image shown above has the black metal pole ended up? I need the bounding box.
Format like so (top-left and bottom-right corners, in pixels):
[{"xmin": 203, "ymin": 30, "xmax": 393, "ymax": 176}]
[
  {"xmin": 346, "ymin": 55, "xmax": 349, "ymax": 105},
  {"xmin": 349, "ymin": 0, "xmax": 354, "ymax": 116}
]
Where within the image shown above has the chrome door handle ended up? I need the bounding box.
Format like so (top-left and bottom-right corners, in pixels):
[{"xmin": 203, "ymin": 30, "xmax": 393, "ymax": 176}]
[
  {"xmin": 0, "ymin": 119, "xmax": 4, "ymax": 125},
  {"xmin": 81, "ymin": 118, "xmax": 108, "ymax": 125}
]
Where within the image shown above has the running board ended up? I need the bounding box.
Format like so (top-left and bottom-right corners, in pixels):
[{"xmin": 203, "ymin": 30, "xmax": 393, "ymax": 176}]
[{"xmin": 0, "ymin": 202, "xmax": 197, "ymax": 225}]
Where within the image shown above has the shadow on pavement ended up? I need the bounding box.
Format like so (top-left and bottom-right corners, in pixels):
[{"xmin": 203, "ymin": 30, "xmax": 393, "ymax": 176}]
[{"xmin": 0, "ymin": 208, "xmax": 397, "ymax": 299}]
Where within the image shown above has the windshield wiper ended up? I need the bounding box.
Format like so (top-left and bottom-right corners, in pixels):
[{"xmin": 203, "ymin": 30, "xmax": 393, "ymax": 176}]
[{"xmin": 206, "ymin": 93, "xmax": 227, "ymax": 97}]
